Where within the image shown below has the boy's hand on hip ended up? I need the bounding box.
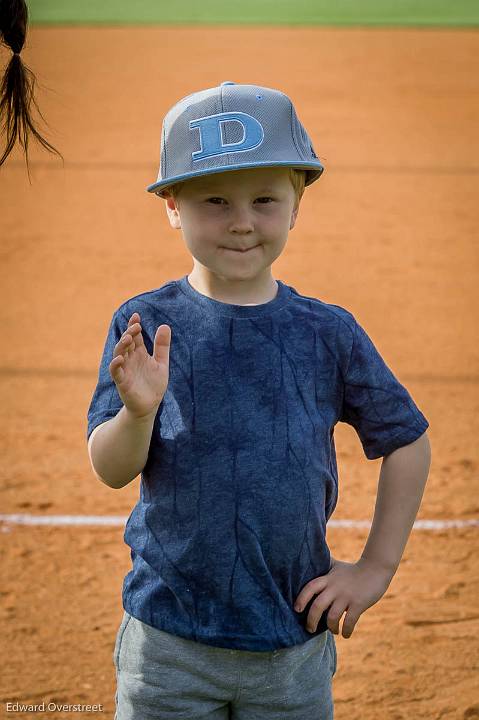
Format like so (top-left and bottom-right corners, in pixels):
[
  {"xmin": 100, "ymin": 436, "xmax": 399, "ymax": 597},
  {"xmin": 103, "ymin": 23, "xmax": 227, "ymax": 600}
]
[{"xmin": 294, "ymin": 556, "xmax": 394, "ymax": 639}]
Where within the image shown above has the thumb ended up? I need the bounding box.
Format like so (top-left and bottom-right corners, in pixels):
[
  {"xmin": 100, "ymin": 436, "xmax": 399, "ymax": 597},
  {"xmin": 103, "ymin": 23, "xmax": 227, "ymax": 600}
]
[{"xmin": 153, "ymin": 324, "xmax": 171, "ymax": 364}]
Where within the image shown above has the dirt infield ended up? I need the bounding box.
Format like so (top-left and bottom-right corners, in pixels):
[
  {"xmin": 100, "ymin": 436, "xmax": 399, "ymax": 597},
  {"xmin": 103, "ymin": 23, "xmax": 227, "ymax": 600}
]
[{"xmin": 1, "ymin": 26, "xmax": 478, "ymax": 719}]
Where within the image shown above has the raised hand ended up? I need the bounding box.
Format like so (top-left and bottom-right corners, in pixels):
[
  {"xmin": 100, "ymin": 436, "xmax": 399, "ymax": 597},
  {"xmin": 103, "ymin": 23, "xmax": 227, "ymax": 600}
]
[
  {"xmin": 109, "ymin": 312, "xmax": 171, "ymax": 420},
  {"xmin": 294, "ymin": 556, "xmax": 394, "ymax": 639}
]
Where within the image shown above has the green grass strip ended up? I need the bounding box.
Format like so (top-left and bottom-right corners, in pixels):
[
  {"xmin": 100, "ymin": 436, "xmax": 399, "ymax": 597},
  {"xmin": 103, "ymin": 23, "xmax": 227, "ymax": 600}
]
[{"xmin": 28, "ymin": 0, "xmax": 479, "ymax": 27}]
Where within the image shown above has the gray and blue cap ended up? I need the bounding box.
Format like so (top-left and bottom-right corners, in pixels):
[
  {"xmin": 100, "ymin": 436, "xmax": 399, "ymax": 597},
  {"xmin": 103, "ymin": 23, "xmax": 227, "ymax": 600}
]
[{"xmin": 146, "ymin": 81, "xmax": 324, "ymax": 198}]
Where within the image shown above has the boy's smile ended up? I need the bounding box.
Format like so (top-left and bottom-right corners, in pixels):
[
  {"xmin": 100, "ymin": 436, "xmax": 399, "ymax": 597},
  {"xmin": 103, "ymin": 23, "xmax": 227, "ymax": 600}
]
[{"xmin": 164, "ymin": 167, "xmax": 300, "ymax": 305}]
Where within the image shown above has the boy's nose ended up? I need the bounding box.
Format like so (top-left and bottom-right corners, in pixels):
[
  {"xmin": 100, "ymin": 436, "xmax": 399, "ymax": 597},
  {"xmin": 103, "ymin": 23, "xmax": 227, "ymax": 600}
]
[{"xmin": 228, "ymin": 209, "xmax": 254, "ymax": 234}]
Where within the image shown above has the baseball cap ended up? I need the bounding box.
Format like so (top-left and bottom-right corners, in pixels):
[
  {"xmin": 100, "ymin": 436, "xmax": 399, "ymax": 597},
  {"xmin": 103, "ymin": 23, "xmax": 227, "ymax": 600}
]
[{"xmin": 146, "ymin": 81, "xmax": 324, "ymax": 198}]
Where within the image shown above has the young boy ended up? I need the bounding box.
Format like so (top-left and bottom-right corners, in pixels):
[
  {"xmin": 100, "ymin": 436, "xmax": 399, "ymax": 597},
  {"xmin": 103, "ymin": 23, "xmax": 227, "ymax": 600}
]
[{"xmin": 87, "ymin": 82, "xmax": 431, "ymax": 719}]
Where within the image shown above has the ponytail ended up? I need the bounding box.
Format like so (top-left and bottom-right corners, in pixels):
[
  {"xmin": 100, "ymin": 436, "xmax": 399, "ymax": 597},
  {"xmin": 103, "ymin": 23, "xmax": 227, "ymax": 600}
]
[{"xmin": 0, "ymin": 0, "xmax": 63, "ymax": 175}]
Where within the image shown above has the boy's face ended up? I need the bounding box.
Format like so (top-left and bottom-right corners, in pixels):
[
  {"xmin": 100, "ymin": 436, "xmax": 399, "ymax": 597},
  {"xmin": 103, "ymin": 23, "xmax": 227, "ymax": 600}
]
[{"xmin": 164, "ymin": 167, "xmax": 300, "ymax": 290}]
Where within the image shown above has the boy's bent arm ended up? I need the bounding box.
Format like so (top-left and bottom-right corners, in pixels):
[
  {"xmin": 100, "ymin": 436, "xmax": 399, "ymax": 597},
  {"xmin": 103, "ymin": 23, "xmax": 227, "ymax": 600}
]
[
  {"xmin": 87, "ymin": 405, "xmax": 157, "ymax": 489},
  {"xmin": 359, "ymin": 431, "xmax": 432, "ymax": 577},
  {"xmin": 293, "ymin": 431, "xmax": 431, "ymax": 638}
]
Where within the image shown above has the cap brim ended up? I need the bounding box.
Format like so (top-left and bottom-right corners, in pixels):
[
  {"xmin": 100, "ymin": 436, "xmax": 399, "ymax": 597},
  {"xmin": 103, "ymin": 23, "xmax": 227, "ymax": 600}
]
[{"xmin": 146, "ymin": 161, "xmax": 324, "ymax": 197}]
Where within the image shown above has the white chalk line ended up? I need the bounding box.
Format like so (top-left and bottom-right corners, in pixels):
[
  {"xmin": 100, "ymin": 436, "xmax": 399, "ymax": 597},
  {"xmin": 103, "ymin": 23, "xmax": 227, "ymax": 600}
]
[{"xmin": 0, "ymin": 514, "xmax": 478, "ymax": 529}]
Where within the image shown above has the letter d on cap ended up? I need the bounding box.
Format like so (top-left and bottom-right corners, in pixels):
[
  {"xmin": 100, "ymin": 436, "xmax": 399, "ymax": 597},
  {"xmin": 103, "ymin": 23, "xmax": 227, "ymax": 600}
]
[{"xmin": 189, "ymin": 112, "xmax": 264, "ymax": 161}]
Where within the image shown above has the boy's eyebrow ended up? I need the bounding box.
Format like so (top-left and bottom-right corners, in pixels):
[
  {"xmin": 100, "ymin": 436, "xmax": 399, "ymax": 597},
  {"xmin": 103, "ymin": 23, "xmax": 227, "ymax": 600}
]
[{"xmin": 194, "ymin": 185, "xmax": 278, "ymax": 193}]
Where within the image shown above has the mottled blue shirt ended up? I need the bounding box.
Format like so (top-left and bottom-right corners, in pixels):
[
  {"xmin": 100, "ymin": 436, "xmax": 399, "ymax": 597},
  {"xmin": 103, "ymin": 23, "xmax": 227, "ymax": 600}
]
[{"xmin": 86, "ymin": 275, "xmax": 429, "ymax": 651}]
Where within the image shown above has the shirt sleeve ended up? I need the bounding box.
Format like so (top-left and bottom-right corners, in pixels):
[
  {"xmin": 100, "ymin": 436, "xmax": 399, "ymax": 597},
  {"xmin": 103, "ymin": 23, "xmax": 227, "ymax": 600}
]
[
  {"xmin": 339, "ymin": 317, "xmax": 429, "ymax": 459},
  {"xmin": 86, "ymin": 308, "xmax": 127, "ymax": 442}
]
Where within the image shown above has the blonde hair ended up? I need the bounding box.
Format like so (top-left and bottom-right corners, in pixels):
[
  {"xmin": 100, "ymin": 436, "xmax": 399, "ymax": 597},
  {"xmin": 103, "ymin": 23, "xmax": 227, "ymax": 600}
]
[
  {"xmin": 164, "ymin": 167, "xmax": 307, "ymax": 206},
  {"xmin": 288, "ymin": 167, "xmax": 307, "ymax": 205}
]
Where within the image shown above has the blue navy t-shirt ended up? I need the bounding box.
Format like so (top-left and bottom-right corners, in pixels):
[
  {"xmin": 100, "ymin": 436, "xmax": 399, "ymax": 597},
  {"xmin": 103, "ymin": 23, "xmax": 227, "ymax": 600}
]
[{"xmin": 86, "ymin": 275, "xmax": 429, "ymax": 651}]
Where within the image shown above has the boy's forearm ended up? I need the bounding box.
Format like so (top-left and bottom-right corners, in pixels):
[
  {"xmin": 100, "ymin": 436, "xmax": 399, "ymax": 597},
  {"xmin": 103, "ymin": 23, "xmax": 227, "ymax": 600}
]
[
  {"xmin": 359, "ymin": 432, "xmax": 431, "ymax": 577},
  {"xmin": 89, "ymin": 405, "xmax": 157, "ymax": 489}
]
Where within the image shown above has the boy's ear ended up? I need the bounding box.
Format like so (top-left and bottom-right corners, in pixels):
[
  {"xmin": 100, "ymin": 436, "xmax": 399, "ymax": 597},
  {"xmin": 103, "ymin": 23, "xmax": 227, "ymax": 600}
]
[{"xmin": 165, "ymin": 194, "xmax": 182, "ymax": 229}]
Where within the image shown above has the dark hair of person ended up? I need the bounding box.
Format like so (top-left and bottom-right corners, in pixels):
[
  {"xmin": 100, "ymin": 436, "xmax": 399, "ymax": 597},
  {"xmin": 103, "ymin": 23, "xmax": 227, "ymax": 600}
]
[{"xmin": 0, "ymin": 0, "xmax": 63, "ymax": 177}]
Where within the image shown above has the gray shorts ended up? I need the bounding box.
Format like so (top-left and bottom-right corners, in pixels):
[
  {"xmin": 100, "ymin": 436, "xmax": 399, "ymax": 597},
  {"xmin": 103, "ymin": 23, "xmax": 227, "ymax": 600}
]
[{"xmin": 113, "ymin": 610, "xmax": 337, "ymax": 719}]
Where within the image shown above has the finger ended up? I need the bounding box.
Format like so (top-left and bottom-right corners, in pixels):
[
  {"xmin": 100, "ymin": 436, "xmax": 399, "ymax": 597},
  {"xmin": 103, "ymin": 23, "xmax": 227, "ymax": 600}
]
[
  {"xmin": 131, "ymin": 324, "xmax": 145, "ymax": 350},
  {"xmin": 123, "ymin": 324, "xmax": 141, "ymax": 338},
  {"xmin": 122, "ymin": 328, "xmax": 140, "ymax": 352},
  {"xmin": 123, "ymin": 320, "xmax": 144, "ymax": 351},
  {"xmin": 128, "ymin": 312, "xmax": 140, "ymax": 325},
  {"xmin": 112, "ymin": 333, "xmax": 136, "ymax": 362},
  {"xmin": 110, "ymin": 355, "xmax": 126, "ymax": 382},
  {"xmin": 325, "ymin": 601, "xmax": 348, "ymax": 635},
  {"xmin": 294, "ymin": 576, "xmax": 328, "ymax": 612},
  {"xmin": 121, "ymin": 333, "xmax": 135, "ymax": 351},
  {"xmin": 126, "ymin": 314, "xmax": 141, "ymax": 335},
  {"xmin": 113, "ymin": 335, "xmax": 131, "ymax": 358},
  {"xmin": 341, "ymin": 608, "xmax": 360, "ymax": 639},
  {"xmin": 306, "ymin": 595, "xmax": 333, "ymax": 633},
  {"xmin": 153, "ymin": 324, "xmax": 171, "ymax": 364},
  {"xmin": 119, "ymin": 323, "xmax": 141, "ymax": 345}
]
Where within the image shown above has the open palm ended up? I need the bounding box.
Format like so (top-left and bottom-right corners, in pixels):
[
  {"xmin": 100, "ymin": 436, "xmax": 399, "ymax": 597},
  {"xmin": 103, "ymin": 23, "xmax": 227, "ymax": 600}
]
[{"xmin": 109, "ymin": 311, "xmax": 171, "ymax": 419}]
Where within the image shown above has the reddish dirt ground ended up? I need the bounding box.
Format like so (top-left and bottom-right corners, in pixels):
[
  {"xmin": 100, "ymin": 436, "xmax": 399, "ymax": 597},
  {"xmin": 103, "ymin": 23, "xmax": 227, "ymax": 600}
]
[{"xmin": 1, "ymin": 26, "xmax": 478, "ymax": 720}]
